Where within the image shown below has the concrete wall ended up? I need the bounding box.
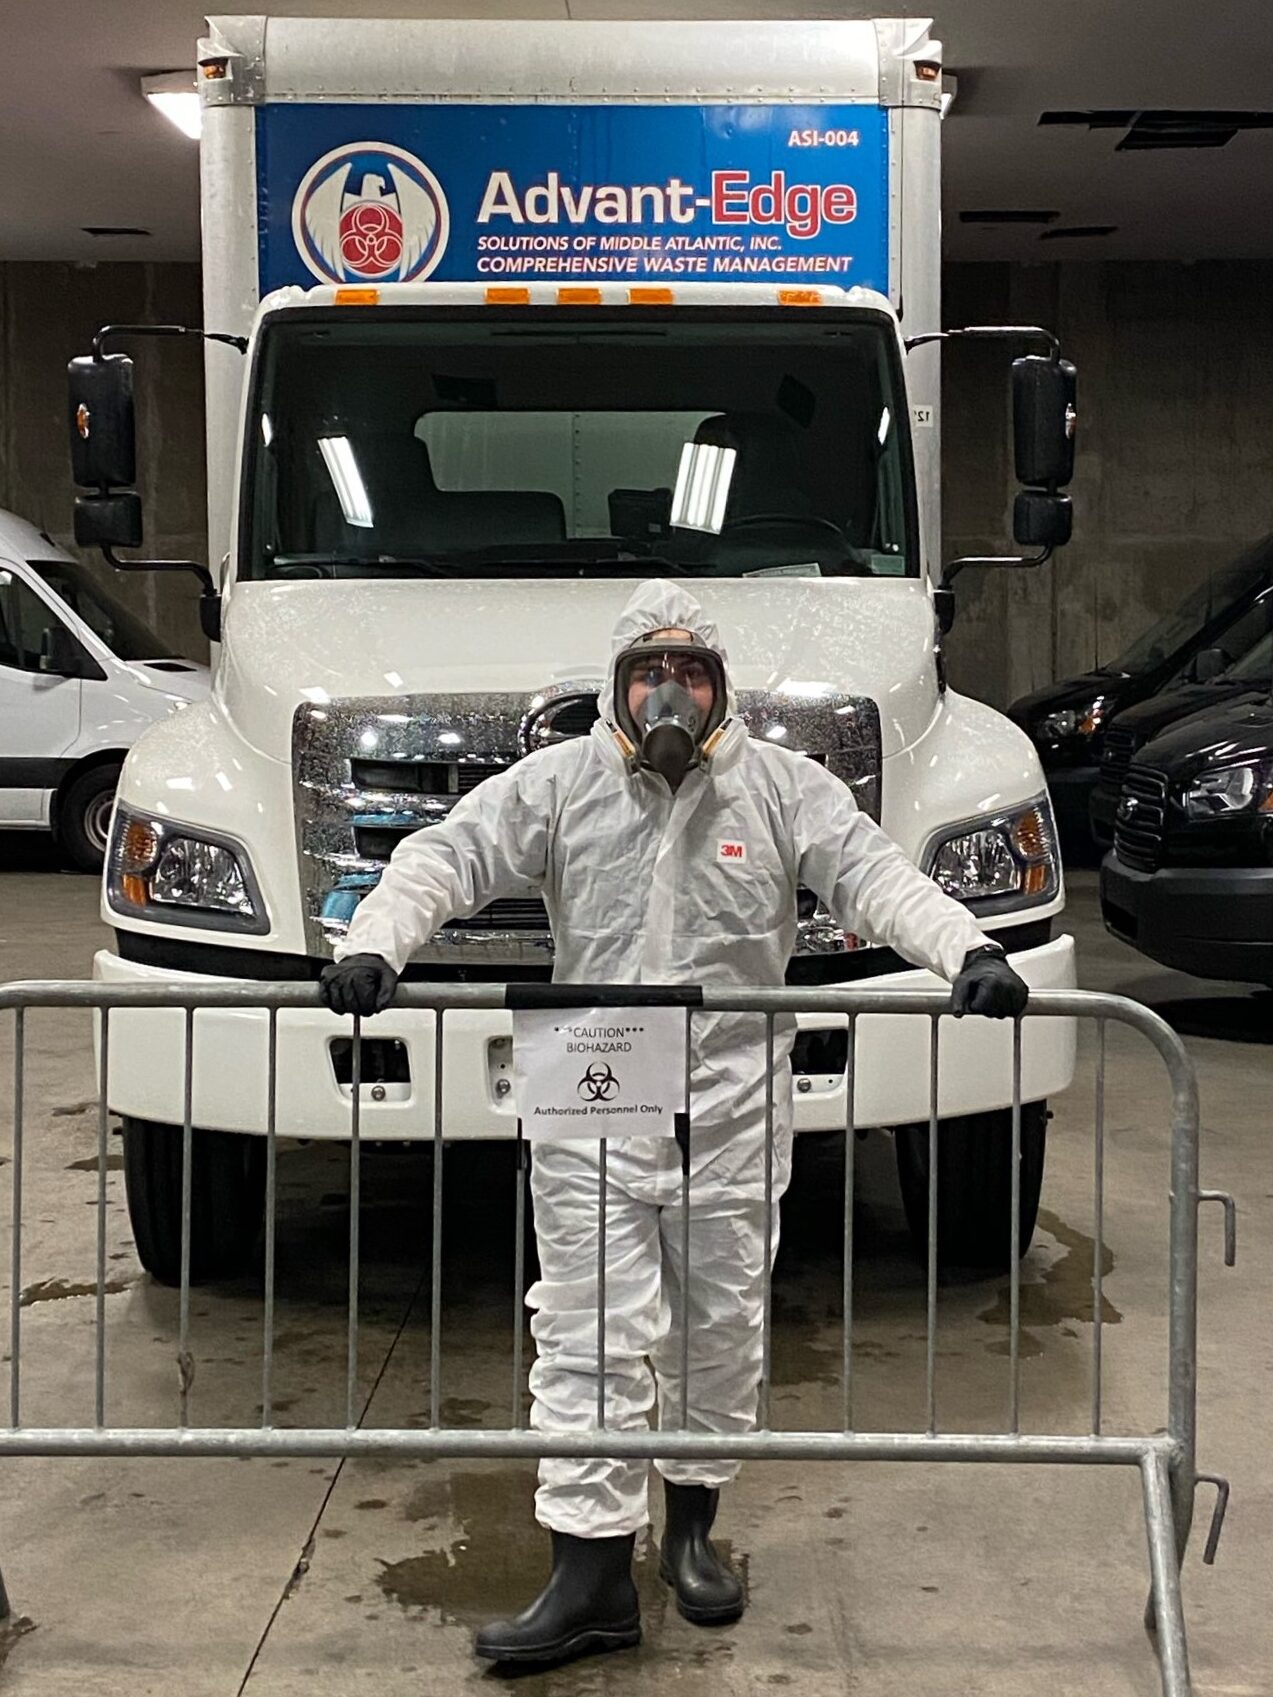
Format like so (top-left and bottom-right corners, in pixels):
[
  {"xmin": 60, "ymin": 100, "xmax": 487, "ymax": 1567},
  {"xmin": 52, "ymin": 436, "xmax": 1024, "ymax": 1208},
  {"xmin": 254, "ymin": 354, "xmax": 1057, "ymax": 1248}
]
[
  {"xmin": 942, "ymin": 260, "xmax": 1273, "ymax": 707},
  {"xmin": 0, "ymin": 263, "xmax": 208, "ymax": 661},
  {"xmin": 2, "ymin": 259, "xmax": 1272, "ymax": 699}
]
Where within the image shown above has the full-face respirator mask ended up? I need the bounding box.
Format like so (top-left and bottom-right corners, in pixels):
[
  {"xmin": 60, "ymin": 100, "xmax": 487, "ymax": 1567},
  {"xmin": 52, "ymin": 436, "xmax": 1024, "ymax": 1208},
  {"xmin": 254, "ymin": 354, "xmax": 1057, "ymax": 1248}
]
[{"xmin": 613, "ymin": 634, "xmax": 728, "ymax": 789}]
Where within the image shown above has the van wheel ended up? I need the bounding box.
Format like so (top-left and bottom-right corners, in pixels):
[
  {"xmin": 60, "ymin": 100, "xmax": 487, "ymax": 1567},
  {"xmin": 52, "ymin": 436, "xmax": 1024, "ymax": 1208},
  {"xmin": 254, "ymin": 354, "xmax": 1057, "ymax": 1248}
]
[
  {"xmin": 894, "ymin": 1102, "xmax": 1048, "ymax": 1272},
  {"xmin": 121, "ymin": 1116, "xmax": 266, "ymax": 1286},
  {"xmin": 56, "ymin": 764, "xmax": 120, "ymax": 873}
]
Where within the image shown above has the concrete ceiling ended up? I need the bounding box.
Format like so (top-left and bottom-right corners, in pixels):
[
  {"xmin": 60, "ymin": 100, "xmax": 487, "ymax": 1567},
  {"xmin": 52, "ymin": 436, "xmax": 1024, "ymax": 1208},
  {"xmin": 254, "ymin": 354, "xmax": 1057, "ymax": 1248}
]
[{"xmin": 4, "ymin": 1, "xmax": 1272, "ymax": 264}]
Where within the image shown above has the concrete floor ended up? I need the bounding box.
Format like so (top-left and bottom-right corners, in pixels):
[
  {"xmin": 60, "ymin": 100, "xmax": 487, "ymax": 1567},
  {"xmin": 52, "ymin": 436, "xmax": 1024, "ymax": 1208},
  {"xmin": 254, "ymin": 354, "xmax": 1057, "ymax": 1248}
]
[{"xmin": 0, "ymin": 834, "xmax": 1269, "ymax": 1696}]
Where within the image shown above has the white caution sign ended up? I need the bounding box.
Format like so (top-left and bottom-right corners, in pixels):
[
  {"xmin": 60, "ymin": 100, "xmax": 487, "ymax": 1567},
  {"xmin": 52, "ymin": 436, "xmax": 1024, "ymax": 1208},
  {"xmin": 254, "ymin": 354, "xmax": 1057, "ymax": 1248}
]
[{"xmin": 512, "ymin": 1006, "xmax": 685, "ymax": 1140}]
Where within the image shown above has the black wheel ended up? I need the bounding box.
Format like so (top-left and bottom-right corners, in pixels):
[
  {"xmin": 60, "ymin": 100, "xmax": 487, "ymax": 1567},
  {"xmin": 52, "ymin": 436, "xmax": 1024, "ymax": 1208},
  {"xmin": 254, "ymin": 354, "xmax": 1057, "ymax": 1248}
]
[
  {"xmin": 894, "ymin": 1101, "xmax": 1048, "ymax": 1271},
  {"xmin": 55, "ymin": 764, "xmax": 121, "ymax": 873},
  {"xmin": 121, "ymin": 1116, "xmax": 266, "ymax": 1286}
]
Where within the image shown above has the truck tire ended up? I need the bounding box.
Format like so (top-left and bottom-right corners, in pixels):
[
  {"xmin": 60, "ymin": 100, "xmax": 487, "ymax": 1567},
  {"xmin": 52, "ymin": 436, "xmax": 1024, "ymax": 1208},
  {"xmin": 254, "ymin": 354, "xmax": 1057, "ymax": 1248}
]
[
  {"xmin": 56, "ymin": 763, "xmax": 121, "ymax": 873},
  {"xmin": 893, "ymin": 1101, "xmax": 1048, "ymax": 1271},
  {"xmin": 121, "ymin": 1116, "xmax": 266, "ymax": 1286}
]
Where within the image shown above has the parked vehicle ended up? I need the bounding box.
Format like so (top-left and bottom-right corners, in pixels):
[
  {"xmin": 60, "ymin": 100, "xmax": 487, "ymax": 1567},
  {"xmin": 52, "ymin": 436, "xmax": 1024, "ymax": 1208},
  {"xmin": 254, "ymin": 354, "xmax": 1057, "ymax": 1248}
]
[
  {"xmin": 1092, "ymin": 623, "xmax": 1273, "ymax": 849},
  {"xmin": 0, "ymin": 510, "xmax": 207, "ymax": 870},
  {"xmin": 1101, "ymin": 671, "xmax": 1273, "ymax": 986},
  {"xmin": 1011, "ymin": 533, "xmax": 1273, "ymax": 853},
  {"xmin": 67, "ymin": 15, "xmax": 1080, "ymax": 1283}
]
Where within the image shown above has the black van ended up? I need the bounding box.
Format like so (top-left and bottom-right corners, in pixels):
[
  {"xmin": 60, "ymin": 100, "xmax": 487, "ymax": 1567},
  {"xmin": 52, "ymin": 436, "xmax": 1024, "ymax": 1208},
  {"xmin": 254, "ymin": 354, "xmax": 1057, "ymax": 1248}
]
[
  {"xmin": 1091, "ymin": 625, "xmax": 1273, "ymax": 848},
  {"xmin": 1010, "ymin": 533, "xmax": 1273, "ymax": 852},
  {"xmin": 1100, "ymin": 683, "xmax": 1273, "ymax": 986}
]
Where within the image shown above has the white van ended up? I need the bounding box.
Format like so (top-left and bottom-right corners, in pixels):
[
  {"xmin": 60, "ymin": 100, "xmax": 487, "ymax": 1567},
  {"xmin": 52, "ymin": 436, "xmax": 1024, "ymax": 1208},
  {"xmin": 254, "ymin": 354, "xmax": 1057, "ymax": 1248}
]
[{"xmin": 0, "ymin": 510, "xmax": 208, "ymax": 870}]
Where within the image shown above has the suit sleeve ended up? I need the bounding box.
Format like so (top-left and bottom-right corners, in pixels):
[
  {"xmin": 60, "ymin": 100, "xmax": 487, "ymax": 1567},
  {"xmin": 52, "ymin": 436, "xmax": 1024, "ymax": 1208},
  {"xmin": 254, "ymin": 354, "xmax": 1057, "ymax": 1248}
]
[
  {"xmin": 334, "ymin": 755, "xmax": 554, "ymax": 975},
  {"xmin": 791, "ymin": 760, "xmax": 995, "ymax": 984}
]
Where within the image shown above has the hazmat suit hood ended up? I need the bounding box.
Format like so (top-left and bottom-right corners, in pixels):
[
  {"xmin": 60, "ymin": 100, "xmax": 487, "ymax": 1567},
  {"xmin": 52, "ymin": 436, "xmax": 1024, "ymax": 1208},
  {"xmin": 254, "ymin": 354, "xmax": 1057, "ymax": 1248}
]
[{"xmin": 591, "ymin": 579, "xmax": 747, "ymax": 778}]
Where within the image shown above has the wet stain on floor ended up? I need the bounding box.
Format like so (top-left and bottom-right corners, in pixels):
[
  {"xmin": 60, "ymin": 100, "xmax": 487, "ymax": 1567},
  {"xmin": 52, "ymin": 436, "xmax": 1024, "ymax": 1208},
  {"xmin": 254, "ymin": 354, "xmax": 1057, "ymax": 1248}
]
[
  {"xmin": 0, "ymin": 1613, "xmax": 36, "ymax": 1669},
  {"xmin": 52, "ymin": 1100, "xmax": 98, "ymax": 1119},
  {"xmin": 65, "ymin": 1152, "xmax": 124, "ymax": 1172},
  {"xmin": 375, "ymin": 1465, "xmax": 745, "ymax": 1677},
  {"xmin": 977, "ymin": 1208, "xmax": 1121, "ymax": 1356},
  {"xmin": 20, "ymin": 1275, "xmax": 139, "ymax": 1307}
]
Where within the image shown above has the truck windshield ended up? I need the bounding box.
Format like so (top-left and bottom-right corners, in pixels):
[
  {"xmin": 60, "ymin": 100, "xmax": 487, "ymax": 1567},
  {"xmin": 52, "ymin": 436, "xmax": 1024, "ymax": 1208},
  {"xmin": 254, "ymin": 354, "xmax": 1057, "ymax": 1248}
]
[
  {"xmin": 242, "ymin": 310, "xmax": 916, "ymax": 582},
  {"xmin": 28, "ymin": 558, "xmax": 172, "ymax": 661}
]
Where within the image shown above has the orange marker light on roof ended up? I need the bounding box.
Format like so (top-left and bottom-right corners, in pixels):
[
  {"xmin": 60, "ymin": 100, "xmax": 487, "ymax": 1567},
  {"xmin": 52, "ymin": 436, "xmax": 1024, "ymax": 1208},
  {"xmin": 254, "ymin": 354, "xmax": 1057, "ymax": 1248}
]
[
  {"xmin": 778, "ymin": 288, "xmax": 822, "ymax": 307},
  {"xmin": 558, "ymin": 287, "xmax": 602, "ymax": 306},
  {"xmin": 486, "ymin": 286, "xmax": 531, "ymax": 305},
  {"xmin": 628, "ymin": 287, "xmax": 675, "ymax": 305},
  {"xmin": 334, "ymin": 287, "xmax": 380, "ymax": 306}
]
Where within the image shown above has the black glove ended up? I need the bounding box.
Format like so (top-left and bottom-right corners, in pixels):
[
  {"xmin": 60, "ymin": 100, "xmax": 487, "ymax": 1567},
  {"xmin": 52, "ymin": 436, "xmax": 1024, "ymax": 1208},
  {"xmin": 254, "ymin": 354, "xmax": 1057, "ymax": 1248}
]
[
  {"xmin": 319, "ymin": 953, "xmax": 399, "ymax": 1018},
  {"xmin": 951, "ymin": 946, "xmax": 1028, "ymax": 1019}
]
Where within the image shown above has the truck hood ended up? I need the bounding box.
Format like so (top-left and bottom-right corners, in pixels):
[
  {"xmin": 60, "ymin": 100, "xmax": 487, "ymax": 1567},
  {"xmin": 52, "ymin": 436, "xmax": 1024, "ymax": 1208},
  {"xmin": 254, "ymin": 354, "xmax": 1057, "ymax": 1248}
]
[
  {"xmin": 1136, "ymin": 691, "xmax": 1273, "ymax": 779},
  {"xmin": 217, "ymin": 576, "xmax": 940, "ymax": 763}
]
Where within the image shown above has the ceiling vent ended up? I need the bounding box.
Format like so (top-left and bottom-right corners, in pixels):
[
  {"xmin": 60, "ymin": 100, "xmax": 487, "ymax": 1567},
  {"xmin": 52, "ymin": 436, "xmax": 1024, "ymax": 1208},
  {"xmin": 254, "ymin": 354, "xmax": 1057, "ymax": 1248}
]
[
  {"xmin": 1040, "ymin": 110, "xmax": 1273, "ymax": 150},
  {"xmin": 959, "ymin": 209, "xmax": 1059, "ymax": 224}
]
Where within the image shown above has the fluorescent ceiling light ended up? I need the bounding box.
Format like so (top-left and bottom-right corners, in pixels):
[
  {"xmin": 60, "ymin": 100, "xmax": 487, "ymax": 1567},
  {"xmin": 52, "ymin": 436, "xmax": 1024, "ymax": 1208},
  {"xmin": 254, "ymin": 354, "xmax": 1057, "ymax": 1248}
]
[
  {"xmin": 142, "ymin": 71, "xmax": 201, "ymax": 140},
  {"xmin": 877, "ymin": 406, "xmax": 892, "ymax": 445},
  {"xmin": 671, "ymin": 442, "xmax": 736, "ymax": 534},
  {"xmin": 318, "ymin": 436, "xmax": 374, "ymax": 529}
]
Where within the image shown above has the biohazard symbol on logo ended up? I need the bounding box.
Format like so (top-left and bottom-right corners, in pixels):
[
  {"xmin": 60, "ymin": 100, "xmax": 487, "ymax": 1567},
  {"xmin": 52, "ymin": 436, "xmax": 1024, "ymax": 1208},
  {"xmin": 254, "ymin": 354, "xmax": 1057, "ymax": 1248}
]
[
  {"xmin": 577, "ymin": 1063, "xmax": 621, "ymax": 1103},
  {"xmin": 340, "ymin": 199, "xmax": 404, "ymax": 275}
]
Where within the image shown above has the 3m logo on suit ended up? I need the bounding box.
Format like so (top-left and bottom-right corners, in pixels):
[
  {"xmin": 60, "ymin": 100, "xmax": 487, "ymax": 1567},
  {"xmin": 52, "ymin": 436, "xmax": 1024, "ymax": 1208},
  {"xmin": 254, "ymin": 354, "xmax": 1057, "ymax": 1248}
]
[{"xmin": 718, "ymin": 840, "xmax": 747, "ymax": 863}]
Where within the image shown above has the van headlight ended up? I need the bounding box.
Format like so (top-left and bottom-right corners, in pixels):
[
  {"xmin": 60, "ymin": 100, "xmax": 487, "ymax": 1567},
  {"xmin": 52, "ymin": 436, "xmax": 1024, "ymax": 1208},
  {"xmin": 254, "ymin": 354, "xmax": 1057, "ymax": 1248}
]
[
  {"xmin": 923, "ymin": 799, "xmax": 1060, "ymax": 914},
  {"xmin": 107, "ymin": 805, "xmax": 269, "ymax": 933},
  {"xmin": 1181, "ymin": 760, "xmax": 1273, "ymax": 820}
]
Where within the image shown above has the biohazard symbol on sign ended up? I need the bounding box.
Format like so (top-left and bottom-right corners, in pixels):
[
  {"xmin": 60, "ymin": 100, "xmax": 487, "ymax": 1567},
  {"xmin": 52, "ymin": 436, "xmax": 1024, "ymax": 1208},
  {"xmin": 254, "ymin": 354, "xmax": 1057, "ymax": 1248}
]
[{"xmin": 577, "ymin": 1063, "xmax": 621, "ymax": 1103}]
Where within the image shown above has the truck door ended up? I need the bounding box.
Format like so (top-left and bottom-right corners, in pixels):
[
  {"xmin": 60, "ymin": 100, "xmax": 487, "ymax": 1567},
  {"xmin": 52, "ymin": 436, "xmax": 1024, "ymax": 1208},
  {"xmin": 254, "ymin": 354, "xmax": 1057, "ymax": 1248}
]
[{"xmin": 0, "ymin": 561, "xmax": 83, "ymax": 826}]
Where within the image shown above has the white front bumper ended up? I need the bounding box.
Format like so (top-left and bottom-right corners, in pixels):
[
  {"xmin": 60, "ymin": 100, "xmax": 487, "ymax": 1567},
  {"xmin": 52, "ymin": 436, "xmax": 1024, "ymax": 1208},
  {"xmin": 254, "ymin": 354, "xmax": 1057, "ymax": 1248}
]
[{"xmin": 93, "ymin": 934, "xmax": 1077, "ymax": 1140}]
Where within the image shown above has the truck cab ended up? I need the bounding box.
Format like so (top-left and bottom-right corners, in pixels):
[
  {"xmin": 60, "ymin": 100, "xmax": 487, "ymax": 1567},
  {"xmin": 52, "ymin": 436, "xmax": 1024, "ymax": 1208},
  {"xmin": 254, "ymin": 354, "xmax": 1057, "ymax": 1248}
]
[{"xmin": 65, "ymin": 16, "xmax": 1078, "ymax": 1285}]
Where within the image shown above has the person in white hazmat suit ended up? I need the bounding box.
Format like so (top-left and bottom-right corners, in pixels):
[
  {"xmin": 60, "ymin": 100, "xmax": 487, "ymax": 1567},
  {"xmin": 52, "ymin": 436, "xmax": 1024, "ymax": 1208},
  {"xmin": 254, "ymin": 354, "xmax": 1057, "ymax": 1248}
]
[{"xmin": 320, "ymin": 579, "xmax": 1028, "ymax": 1667}]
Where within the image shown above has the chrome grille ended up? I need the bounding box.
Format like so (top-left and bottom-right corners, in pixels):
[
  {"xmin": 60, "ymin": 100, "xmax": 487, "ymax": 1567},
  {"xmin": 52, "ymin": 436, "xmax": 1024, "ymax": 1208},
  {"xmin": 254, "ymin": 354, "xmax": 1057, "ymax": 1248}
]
[
  {"xmin": 1113, "ymin": 765, "xmax": 1169, "ymax": 871},
  {"xmin": 293, "ymin": 686, "xmax": 882, "ymax": 963}
]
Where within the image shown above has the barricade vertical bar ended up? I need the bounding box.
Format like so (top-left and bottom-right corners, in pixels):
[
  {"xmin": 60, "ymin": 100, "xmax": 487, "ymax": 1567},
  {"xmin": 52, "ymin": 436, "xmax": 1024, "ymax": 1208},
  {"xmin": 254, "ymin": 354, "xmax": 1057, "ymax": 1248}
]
[
  {"xmin": 512, "ymin": 1122, "xmax": 526, "ymax": 1429},
  {"xmin": 1092, "ymin": 1018, "xmax": 1106, "ymax": 1437},
  {"xmin": 596, "ymin": 1139, "xmax": 607, "ymax": 1430},
  {"xmin": 179, "ymin": 1007, "xmax": 194, "ymax": 1428},
  {"xmin": 1142, "ymin": 1449, "xmax": 1191, "ymax": 1696},
  {"xmin": 678, "ymin": 1004, "xmax": 692, "ymax": 1431},
  {"xmin": 926, "ymin": 1014, "xmax": 939, "ymax": 1437},
  {"xmin": 841, "ymin": 1013, "xmax": 856, "ymax": 1433},
  {"xmin": 262, "ymin": 1007, "xmax": 278, "ymax": 1429},
  {"xmin": 9, "ymin": 1008, "xmax": 24, "ymax": 1428},
  {"xmin": 94, "ymin": 1010, "xmax": 110, "ymax": 1428},
  {"xmin": 346, "ymin": 1015, "xmax": 362, "ymax": 1429},
  {"xmin": 1166, "ymin": 993, "xmax": 1202, "ymax": 1570},
  {"xmin": 1009, "ymin": 1019, "xmax": 1023, "ymax": 1435},
  {"xmin": 430, "ymin": 1011, "xmax": 444, "ymax": 1430},
  {"xmin": 760, "ymin": 1013, "xmax": 775, "ymax": 1432}
]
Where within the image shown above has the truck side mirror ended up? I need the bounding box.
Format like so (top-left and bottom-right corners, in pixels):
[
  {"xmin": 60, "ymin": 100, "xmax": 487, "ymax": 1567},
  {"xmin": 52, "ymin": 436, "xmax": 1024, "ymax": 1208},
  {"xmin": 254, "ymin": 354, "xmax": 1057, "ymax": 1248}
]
[
  {"xmin": 1013, "ymin": 489, "xmax": 1073, "ymax": 549},
  {"xmin": 69, "ymin": 354, "xmax": 137, "ymax": 489},
  {"xmin": 1012, "ymin": 356, "xmax": 1077, "ymax": 489},
  {"xmin": 74, "ymin": 491, "xmax": 144, "ymax": 552}
]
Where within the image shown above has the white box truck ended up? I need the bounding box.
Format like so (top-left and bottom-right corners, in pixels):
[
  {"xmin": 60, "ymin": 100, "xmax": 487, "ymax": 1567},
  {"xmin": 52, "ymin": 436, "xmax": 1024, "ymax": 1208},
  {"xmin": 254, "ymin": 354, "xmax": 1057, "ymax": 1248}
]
[{"xmin": 67, "ymin": 16, "xmax": 1079, "ymax": 1285}]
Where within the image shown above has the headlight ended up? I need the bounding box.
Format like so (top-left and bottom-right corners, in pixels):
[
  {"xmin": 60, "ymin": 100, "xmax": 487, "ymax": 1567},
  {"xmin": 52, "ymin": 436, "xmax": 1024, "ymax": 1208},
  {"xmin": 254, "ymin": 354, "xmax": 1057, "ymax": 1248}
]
[
  {"xmin": 1181, "ymin": 761, "xmax": 1273, "ymax": 821},
  {"xmin": 107, "ymin": 805, "xmax": 268, "ymax": 933},
  {"xmin": 1034, "ymin": 697, "xmax": 1107, "ymax": 743},
  {"xmin": 924, "ymin": 799, "xmax": 1060, "ymax": 914}
]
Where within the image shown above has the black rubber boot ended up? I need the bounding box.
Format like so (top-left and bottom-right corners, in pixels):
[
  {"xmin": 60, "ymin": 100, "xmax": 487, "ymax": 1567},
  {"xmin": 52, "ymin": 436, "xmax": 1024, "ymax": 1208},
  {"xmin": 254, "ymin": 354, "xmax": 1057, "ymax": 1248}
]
[
  {"xmin": 473, "ymin": 1530, "xmax": 641, "ymax": 1666},
  {"xmin": 658, "ymin": 1482, "xmax": 745, "ymax": 1624}
]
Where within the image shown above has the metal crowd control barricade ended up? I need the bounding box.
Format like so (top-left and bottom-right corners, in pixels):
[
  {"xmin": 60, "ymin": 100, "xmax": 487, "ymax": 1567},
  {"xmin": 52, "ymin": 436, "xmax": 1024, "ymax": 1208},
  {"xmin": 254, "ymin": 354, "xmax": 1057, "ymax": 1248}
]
[{"xmin": 0, "ymin": 978, "xmax": 1236, "ymax": 1694}]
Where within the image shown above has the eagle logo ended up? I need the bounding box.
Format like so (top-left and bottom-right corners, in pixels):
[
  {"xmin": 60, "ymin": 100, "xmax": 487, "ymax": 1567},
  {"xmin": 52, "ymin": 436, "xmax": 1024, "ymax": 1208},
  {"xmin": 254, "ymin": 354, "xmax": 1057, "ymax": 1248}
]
[{"xmin": 292, "ymin": 142, "xmax": 449, "ymax": 285}]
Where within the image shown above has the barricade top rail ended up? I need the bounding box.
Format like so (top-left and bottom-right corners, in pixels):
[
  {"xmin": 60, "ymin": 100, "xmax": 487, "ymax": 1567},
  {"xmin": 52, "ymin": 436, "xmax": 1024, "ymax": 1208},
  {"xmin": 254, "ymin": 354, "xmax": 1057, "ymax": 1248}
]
[{"xmin": 0, "ymin": 979, "xmax": 1198, "ymax": 1097}]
